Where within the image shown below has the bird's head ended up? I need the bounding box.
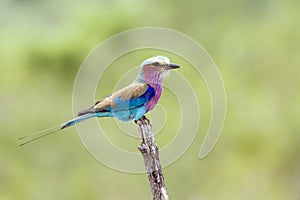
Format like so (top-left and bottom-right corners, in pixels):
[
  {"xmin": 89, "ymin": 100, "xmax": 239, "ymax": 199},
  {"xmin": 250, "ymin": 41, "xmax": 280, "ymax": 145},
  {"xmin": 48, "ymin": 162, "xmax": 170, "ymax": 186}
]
[{"xmin": 138, "ymin": 56, "xmax": 180, "ymax": 83}]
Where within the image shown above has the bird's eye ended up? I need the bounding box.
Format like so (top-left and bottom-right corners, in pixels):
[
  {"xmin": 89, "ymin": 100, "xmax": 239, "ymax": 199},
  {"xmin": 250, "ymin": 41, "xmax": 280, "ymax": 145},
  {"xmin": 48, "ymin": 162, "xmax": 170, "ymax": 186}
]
[{"xmin": 153, "ymin": 62, "xmax": 160, "ymax": 66}]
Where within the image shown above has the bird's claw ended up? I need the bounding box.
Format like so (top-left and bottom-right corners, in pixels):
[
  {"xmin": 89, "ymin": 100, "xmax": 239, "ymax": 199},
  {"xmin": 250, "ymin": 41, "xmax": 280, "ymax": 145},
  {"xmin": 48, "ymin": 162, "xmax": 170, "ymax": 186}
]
[{"xmin": 135, "ymin": 116, "xmax": 150, "ymax": 125}]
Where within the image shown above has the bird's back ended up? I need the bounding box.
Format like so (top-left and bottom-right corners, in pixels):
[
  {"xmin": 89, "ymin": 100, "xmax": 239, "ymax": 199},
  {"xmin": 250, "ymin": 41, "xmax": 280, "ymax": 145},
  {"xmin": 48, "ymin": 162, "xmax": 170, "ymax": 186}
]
[{"xmin": 78, "ymin": 82, "xmax": 155, "ymax": 121}]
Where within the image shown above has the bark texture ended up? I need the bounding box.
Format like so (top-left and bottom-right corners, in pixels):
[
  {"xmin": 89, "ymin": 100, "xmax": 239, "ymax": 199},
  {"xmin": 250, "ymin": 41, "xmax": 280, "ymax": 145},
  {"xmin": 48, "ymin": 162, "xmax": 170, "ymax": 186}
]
[{"xmin": 136, "ymin": 116, "xmax": 169, "ymax": 200}]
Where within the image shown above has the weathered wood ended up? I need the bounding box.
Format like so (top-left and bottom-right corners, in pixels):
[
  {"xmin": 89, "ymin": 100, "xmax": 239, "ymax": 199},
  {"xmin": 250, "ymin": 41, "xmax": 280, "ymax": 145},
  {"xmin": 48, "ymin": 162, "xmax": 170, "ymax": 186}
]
[{"xmin": 136, "ymin": 116, "xmax": 169, "ymax": 200}]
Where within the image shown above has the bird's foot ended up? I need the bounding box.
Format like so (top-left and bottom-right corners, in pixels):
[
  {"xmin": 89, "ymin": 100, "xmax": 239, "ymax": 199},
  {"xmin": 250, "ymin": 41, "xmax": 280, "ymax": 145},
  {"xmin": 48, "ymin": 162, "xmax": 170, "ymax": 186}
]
[
  {"xmin": 135, "ymin": 116, "xmax": 150, "ymax": 125},
  {"xmin": 141, "ymin": 116, "xmax": 150, "ymax": 124}
]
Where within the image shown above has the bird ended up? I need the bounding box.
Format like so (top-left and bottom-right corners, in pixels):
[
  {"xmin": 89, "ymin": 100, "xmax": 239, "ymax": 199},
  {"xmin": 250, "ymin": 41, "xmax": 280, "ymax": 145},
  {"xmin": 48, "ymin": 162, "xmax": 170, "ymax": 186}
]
[{"xmin": 19, "ymin": 56, "xmax": 180, "ymax": 146}]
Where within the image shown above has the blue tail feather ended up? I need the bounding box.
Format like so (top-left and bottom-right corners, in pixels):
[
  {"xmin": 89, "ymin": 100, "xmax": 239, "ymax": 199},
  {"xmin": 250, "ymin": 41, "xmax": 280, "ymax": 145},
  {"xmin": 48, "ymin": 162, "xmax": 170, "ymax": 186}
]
[
  {"xmin": 19, "ymin": 112, "xmax": 111, "ymax": 146},
  {"xmin": 61, "ymin": 112, "xmax": 111, "ymax": 129},
  {"xmin": 61, "ymin": 113, "xmax": 96, "ymax": 129}
]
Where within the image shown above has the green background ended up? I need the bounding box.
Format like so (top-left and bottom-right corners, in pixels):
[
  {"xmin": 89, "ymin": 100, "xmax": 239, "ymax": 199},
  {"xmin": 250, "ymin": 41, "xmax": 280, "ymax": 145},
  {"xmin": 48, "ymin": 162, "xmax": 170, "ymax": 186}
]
[{"xmin": 1, "ymin": 0, "xmax": 299, "ymax": 199}]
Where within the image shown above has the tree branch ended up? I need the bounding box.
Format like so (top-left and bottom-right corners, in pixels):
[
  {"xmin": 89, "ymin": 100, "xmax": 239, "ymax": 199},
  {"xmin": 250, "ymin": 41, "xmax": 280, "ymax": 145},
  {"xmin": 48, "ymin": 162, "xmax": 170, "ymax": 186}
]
[{"xmin": 136, "ymin": 116, "xmax": 169, "ymax": 200}]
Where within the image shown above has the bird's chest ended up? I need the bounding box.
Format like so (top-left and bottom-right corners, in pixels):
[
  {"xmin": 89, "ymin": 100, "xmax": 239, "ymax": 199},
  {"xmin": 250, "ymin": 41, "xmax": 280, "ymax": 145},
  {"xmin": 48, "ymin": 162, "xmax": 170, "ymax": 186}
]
[{"xmin": 146, "ymin": 84, "xmax": 162, "ymax": 111}]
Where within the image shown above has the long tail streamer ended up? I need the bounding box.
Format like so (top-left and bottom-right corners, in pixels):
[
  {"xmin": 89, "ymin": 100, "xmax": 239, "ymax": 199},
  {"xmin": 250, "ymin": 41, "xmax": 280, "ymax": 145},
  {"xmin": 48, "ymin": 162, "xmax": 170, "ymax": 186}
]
[
  {"xmin": 19, "ymin": 125, "xmax": 62, "ymax": 147},
  {"xmin": 19, "ymin": 113, "xmax": 98, "ymax": 146}
]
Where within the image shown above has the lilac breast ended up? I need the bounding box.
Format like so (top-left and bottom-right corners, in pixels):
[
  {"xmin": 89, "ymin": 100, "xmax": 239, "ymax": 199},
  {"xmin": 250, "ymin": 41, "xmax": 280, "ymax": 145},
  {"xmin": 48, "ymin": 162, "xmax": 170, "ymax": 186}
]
[
  {"xmin": 146, "ymin": 84, "xmax": 162, "ymax": 111},
  {"xmin": 141, "ymin": 66, "xmax": 163, "ymax": 111}
]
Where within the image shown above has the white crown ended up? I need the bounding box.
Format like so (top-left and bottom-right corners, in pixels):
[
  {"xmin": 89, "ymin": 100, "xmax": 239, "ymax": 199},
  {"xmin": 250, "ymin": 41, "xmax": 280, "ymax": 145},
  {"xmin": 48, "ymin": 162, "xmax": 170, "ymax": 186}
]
[{"xmin": 141, "ymin": 56, "xmax": 170, "ymax": 66}]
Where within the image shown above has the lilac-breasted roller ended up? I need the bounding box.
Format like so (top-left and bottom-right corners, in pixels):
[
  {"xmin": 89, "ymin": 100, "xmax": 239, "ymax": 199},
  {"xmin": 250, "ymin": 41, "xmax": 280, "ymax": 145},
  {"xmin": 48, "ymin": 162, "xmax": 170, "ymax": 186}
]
[{"xmin": 19, "ymin": 56, "xmax": 180, "ymax": 146}]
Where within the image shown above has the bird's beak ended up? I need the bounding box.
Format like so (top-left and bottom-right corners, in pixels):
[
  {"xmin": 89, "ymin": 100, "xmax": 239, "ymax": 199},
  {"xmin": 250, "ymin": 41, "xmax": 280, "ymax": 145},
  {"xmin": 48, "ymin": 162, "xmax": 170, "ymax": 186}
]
[{"xmin": 167, "ymin": 63, "xmax": 180, "ymax": 69}]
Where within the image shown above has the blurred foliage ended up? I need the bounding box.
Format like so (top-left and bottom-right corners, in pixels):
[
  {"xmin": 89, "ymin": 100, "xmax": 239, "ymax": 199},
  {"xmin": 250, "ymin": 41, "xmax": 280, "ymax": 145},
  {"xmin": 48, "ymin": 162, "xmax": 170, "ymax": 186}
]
[{"xmin": 1, "ymin": 0, "xmax": 300, "ymax": 199}]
